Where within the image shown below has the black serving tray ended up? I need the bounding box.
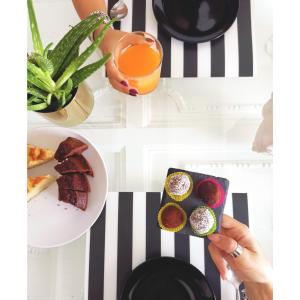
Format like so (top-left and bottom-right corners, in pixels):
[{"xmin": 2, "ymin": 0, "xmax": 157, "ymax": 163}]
[{"xmin": 159, "ymin": 167, "xmax": 230, "ymax": 237}]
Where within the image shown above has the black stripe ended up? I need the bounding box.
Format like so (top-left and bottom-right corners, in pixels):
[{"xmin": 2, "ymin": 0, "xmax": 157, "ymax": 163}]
[
  {"xmin": 88, "ymin": 205, "xmax": 106, "ymax": 300},
  {"xmin": 174, "ymin": 233, "xmax": 190, "ymax": 263},
  {"xmin": 211, "ymin": 36, "xmax": 225, "ymax": 77},
  {"xmin": 117, "ymin": 193, "xmax": 133, "ymax": 300},
  {"xmin": 132, "ymin": 0, "xmax": 146, "ymax": 31},
  {"xmin": 157, "ymin": 27, "xmax": 171, "ymax": 78},
  {"xmin": 232, "ymin": 193, "xmax": 249, "ymax": 227},
  {"xmin": 237, "ymin": 0, "xmax": 254, "ymax": 76},
  {"xmin": 146, "ymin": 192, "xmax": 161, "ymax": 259},
  {"xmin": 232, "ymin": 193, "xmax": 249, "ymax": 296},
  {"xmin": 204, "ymin": 238, "xmax": 221, "ymax": 300},
  {"xmin": 107, "ymin": 0, "xmax": 121, "ymax": 30},
  {"xmin": 184, "ymin": 43, "xmax": 198, "ymax": 77}
]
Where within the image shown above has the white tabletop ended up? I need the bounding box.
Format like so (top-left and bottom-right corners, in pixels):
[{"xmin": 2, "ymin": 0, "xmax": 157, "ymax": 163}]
[{"xmin": 27, "ymin": 0, "xmax": 273, "ymax": 299}]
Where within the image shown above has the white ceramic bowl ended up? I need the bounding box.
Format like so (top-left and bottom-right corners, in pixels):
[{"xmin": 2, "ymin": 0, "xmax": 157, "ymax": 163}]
[{"xmin": 27, "ymin": 127, "xmax": 108, "ymax": 248}]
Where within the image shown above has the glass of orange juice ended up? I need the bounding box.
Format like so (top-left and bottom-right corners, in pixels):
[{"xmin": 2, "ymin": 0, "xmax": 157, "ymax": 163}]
[{"xmin": 114, "ymin": 32, "xmax": 163, "ymax": 95}]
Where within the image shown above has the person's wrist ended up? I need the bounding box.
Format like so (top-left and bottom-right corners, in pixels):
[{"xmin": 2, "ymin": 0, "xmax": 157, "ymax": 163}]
[
  {"xmin": 244, "ymin": 281, "xmax": 273, "ymax": 300},
  {"xmin": 96, "ymin": 27, "xmax": 113, "ymax": 53}
]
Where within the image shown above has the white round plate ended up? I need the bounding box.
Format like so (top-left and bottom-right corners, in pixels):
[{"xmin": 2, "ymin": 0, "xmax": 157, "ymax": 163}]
[{"xmin": 28, "ymin": 127, "xmax": 108, "ymax": 248}]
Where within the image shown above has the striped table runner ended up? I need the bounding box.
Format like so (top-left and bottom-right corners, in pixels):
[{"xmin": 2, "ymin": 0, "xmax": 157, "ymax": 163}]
[
  {"xmin": 87, "ymin": 192, "xmax": 249, "ymax": 300},
  {"xmin": 106, "ymin": 0, "xmax": 254, "ymax": 78}
]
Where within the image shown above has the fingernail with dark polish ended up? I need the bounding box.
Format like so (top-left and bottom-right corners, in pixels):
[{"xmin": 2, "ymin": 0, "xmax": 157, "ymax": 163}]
[
  {"xmin": 145, "ymin": 37, "xmax": 155, "ymax": 43},
  {"xmin": 129, "ymin": 89, "xmax": 138, "ymax": 96},
  {"xmin": 121, "ymin": 80, "xmax": 128, "ymax": 87}
]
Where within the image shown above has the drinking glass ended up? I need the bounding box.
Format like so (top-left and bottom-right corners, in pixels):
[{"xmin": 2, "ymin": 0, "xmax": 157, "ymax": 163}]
[{"xmin": 114, "ymin": 31, "xmax": 163, "ymax": 95}]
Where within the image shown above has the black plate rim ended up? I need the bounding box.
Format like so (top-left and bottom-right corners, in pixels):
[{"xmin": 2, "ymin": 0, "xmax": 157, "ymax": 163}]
[
  {"xmin": 120, "ymin": 256, "xmax": 217, "ymax": 300},
  {"xmin": 152, "ymin": 0, "xmax": 240, "ymax": 44}
]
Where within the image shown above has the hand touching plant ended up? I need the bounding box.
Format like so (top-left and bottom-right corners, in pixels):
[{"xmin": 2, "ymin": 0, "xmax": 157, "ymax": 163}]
[{"xmin": 27, "ymin": 0, "xmax": 114, "ymax": 111}]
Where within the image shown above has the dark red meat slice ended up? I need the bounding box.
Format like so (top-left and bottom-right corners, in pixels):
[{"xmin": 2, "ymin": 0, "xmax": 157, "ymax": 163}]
[
  {"xmin": 57, "ymin": 174, "xmax": 90, "ymax": 192},
  {"xmin": 58, "ymin": 188, "xmax": 77, "ymax": 205},
  {"xmin": 55, "ymin": 154, "xmax": 94, "ymax": 177},
  {"xmin": 75, "ymin": 192, "xmax": 89, "ymax": 211},
  {"xmin": 55, "ymin": 137, "xmax": 88, "ymax": 162},
  {"xmin": 58, "ymin": 188, "xmax": 88, "ymax": 211}
]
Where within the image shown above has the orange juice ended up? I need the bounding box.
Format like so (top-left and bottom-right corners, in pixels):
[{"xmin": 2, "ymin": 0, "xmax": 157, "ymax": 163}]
[{"xmin": 117, "ymin": 43, "xmax": 162, "ymax": 94}]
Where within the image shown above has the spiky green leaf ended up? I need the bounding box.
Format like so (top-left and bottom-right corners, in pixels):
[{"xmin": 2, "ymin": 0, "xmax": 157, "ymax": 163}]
[
  {"xmin": 27, "ymin": 87, "xmax": 47, "ymax": 99},
  {"xmin": 27, "ymin": 61, "xmax": 55, "ymax": 90},
  {"xmin": 49, "ymin": 14, "xmax": 101, "ymax": 76},
  {"xmin": 29, "ymin": 53, "xmax": 54, "ymax": 74},
  {"xmin": 55, "ymin": 19, "xmax": 114, "ymax": 89},
  {"xmin": 27, "ymin": 71, "xmax": 52, "ymax": 92},
  {"xmin": 43, "ymin": 43, "xmax": 53, "ymax": 58},
  {"xmin": 27, "ymin": 102, "xmax": 48, "ymax": 111},
  {"xmin": 71, "ymin": 53, "xmax": 111, "ymax": 87},
  {"xmin": 27, "ymin": 96, "xmax": 44, "ymax": 105},
  {"xmin": 54, "ymin": 47, "xmax": 79, "ymax": 80},
  {"xmin": 62, "ymin": 78, "xmax": 73, "ymax": 96},
  {"xmin": 27, "ymin": 0, "xmax": 43, "ymax": 54}
]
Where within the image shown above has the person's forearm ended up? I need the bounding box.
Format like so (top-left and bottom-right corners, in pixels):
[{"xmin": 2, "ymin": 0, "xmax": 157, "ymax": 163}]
[
  {"xmin": 244, "ymin": 282, "xmax": 273, "ymax": 300},
  {"xmin": 72, "ymin": 0, "xmax": 107, "ymax": 20},
  {"xmin": 72, "ymin": 0, "xmax": 115, "ymax": 52}
]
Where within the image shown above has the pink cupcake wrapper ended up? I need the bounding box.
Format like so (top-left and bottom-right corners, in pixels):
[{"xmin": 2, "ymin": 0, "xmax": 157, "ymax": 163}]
[{"xmin": 196, "ymin": 177, "xmax": 225, "ymax": 209}]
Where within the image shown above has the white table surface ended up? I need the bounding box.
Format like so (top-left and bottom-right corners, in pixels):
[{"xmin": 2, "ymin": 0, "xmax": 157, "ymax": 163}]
[{"xmin": 27, "ymin": 0, "xmax": 273, "ymax": 299}]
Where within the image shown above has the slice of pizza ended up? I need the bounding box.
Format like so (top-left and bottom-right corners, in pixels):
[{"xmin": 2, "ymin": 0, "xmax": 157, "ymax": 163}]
[
  {"xmin": 27, "ymin": 144, "xmax": 55, "ymax": 169},
  {"xmin": 27, "ymin": 175, "xmax": 56, "ymax": 202}
]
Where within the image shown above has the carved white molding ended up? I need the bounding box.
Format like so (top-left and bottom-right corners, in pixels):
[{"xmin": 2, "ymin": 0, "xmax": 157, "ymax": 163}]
[
  {"xmin": 28, "ymin": 246, "xmax": 50, "ymax": 257},
  {"xmin": 143, "ymin": 145, "xmax": 272, "ymax": 191}
]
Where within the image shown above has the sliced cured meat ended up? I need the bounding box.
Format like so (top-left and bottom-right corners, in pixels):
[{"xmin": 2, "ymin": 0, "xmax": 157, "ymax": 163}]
[
  {"xmin": 55, "ymin": 154, "xmax": 94, "ymax": 177},
  {"xmin": 58, "ymin": 188, "xmax": 88, "ymax": 211},
  {"xmin": 54, "ymin": 137, "xmax": 88, "ymax": 162},
  {"xmin": 57, "ymin": 174, "xmax": 90, "ymax": 192}
]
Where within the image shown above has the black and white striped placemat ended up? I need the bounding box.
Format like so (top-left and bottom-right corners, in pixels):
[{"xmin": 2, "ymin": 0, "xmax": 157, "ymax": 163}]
[
  {"xmin": 86, "ymin": 192, "xmax": 249, "ymax": 300},
  {"xmin": 105, "ymin": 0, "xmax": 254, "ymax": 78}
]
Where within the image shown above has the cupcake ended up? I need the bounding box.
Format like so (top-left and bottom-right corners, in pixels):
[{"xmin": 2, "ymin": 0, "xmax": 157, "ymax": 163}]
[
  {"xmin": 189, "ymin": 206, "xmax": 217, "ymax": 237},
  {"xmin": 196, "ymin": 178, "xmax": 225, "ymax": 208},
  {"xmin": 165, "ymin": 172, "xmax": 193, "ymax": 201},
  {"xmin": 158, "ymin": 203, "xmax": 187, "ymax": 232}
]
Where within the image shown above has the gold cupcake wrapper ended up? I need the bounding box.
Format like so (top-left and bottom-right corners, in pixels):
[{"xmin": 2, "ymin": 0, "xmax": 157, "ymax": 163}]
[
  {"xmin": 165, "ymin": 172, "xmax": 193, "ymax": 202},
  {"xmin": 158, "ymin": 202, "xmax": 187, "ymax": 232}
]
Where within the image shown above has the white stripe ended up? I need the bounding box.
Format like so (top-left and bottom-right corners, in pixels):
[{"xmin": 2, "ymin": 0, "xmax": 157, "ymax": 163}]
[
  {"xmin": 171, "ymin": 38, "xmax": 184, "ymax": 78},
  {"xmin": 161, "ymin": 230, "xmax": 175, "ymax": 257},
  {"xmin": 224, "ymin": 192, "xmax": 233, "ymax": 217},
  {"xmin": 197, "ymin": 42, "xmax": 211, "ymax": 77},
  {"xmin": 120, "ymin": 0, "xmax": 133, "ymax": 32},
  {"xmin": 225, "ymin": 20, "xmax": 239, "ymax": 77},
  {"xmin": 221, "ymin": 280, "xmax": 237, "ymax": 299},
  {"xmin": 189, "ymin": 235, "xmax": 205, "ymax": 273},
  {"xmin": 103, "ymin": 193, "xmax": 119, "ymax": 300},
  {"xmin": 145, "ymin": 0, "xmax": 158, "ymax": 37},
  {"xmin": 132, "ymin": 192, "xmax": 146, "ymax": 269}
]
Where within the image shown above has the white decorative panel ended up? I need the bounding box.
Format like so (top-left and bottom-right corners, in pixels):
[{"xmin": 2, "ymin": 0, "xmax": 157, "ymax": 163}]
[{"xmin": 28, "ymin": 235, "xmax": 86, "ymax": 300}]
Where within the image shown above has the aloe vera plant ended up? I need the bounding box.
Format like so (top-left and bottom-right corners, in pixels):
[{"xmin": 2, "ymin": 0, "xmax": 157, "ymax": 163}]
[{"xmin": 27, "ymin": 0, "xmax": 114, "ymax": 111}]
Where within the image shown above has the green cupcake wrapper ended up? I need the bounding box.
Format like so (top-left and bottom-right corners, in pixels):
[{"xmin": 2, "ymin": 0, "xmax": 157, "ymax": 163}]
[{"xmin": 189, "ymin": 206, "xmax": 217, "ymax": 237}]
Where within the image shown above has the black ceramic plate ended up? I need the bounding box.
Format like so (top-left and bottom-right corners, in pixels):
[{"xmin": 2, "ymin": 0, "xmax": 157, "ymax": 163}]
[
  {"xmin": 120, "ymin": 257, "xmax": 216, "ymax": 300},
  {"xmin": 153, "ymin": 0, "xmax": 239, "ymax": 43}
]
